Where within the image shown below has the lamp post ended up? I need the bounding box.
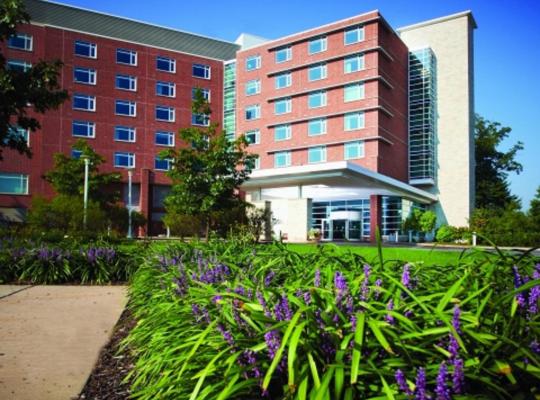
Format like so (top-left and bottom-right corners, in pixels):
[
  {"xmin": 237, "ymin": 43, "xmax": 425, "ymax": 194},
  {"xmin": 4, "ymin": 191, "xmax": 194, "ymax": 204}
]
[
  {"xmin": 127, "ymin": 168, "xmax": 134, "ymax": 239},
  {"xmin": 81, "ymin": 155, "xmax": 90, "ymax": 230}
]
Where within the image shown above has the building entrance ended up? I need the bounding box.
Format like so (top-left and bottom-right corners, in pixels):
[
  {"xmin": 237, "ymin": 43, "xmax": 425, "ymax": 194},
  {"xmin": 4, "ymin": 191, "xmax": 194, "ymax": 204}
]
[{"xmin": 321, "ymin": 218, "xmax": 362, "ymax": 241}]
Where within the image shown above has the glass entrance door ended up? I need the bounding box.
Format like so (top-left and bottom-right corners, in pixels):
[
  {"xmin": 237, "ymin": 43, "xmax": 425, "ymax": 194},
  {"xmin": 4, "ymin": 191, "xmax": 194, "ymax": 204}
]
[
  {"xmin": 322, "ymin": 219, "xmax": 332, "ymax": 240},
  {"xmin": 332, "ymin": 219, "xmax": 347, "ymax": 240}
]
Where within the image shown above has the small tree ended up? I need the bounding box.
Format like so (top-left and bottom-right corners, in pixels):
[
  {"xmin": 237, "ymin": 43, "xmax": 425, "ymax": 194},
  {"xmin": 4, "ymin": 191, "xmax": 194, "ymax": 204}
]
[
  {"xmin": 419, "ymin": 210, "xmax": 437, "ymax": 234},
  {"xmin": 528, "ymin": 186, "xmax": 540, "ymax": 230}
]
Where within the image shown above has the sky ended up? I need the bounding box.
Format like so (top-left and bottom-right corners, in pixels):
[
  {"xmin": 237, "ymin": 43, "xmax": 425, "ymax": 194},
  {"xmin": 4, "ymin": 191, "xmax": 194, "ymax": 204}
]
[{"xmin": 50, "ymin": 0, "xmax": 540, "ymax": 209}]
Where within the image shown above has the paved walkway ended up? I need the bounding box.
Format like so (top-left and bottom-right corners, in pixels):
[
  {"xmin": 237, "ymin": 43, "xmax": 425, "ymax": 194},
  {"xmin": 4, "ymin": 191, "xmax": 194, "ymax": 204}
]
[{"xmin": 0, "ymin": 285, "xmax": 127, "ymax": 400}]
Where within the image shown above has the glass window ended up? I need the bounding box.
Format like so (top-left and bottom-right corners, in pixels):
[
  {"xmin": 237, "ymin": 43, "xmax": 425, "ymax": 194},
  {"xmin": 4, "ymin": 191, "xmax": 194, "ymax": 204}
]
[
  {"xmin": 344, "ymin": 54, "xmax": 365, "ymax": 73},
  {"xmin": 308, "ymin": 118, "xmax": 327, "ymax": 136},
  {"xmin": 192, "ymin": 63, "xmax": 211, "ymax": 79},
  {"xmin": 155, "ymin": 106, "xmax": 174, "ymax": 122},
  {"xmin": 275, "ymin": 46, "xmax": 291, "ymax": 63},
  {"xmin": 7, "ymin": 60, "xmax": 31, "ymax": 72},
  {"xmin": 274, "ymin": 151, "xmax": 291, "ymax": 167},
  {"xmin": 115, "ymin": 74, "xmax": 137, "ymax": 91},
  {"xmin": 73, "ymin": 94, "xmax": 95, "ymax": 111},
  {"xmin": 72, "ymin": 121, "xmax": 95, "ymax": 138},
  {"xmin": 246, "ymin": 55, "xmax": 261, "ymax": 71},
  {"xmin": 275, "ymin": 72, "xmax": 291, "ymax": 89},
  {"xmin": 115, "ymin": 100, "xmax": 136, "ymax": 117},
  {"xmin": 309, "ymin": 36, "xmax": 327, "ymax": 54},
  {"xmin": 75, "ymin": 40, "xmax": 97, "ymax": 58},
  {"xmin": 116, "ymin": 48, "xmax": 137, "ymax": 65},
  {"xmin": 8, "ymin": 33, "xmax": 32, "ymax": 51},
  {"xmin": 245, "ymin": 129, "xmax": 260, "ymax": 145},
  {"xmin": 253, "ymin": 156, "xmax": 260, "ymax": 170},
  {"xmin": 308, "ymin": 63, "xmax": 327, "ymax": 81},
  {"xmin": 344, "ymin": 141, "xmax": 365, "ymax": 160},
  {"xmin": 114, "ymin": 126, "xmax": 136, "ymax": 142},
  {"xmin": 154, "ymin": 157, "xmax": 171, "ymax": 171},
  {"xmin": 73, "ymin": 67, "xmax": 96, "ymax": 85},
  {"xmin": 344, "ymin": 25, "xmax": 365, "ymax": 45},
  {"xmin": 6, "ymin": 127, "xmax": 29, "ymax": 145},
  {"xmin": 192, "ymin": 113, "xmax": 210, "ymax": 126},
  {"xmin": 114, "ymin": 152, "xmax": 135, "ymax": 168},
  {"xmin": 274, "ymin": 124, "xmax": 291, "ymax": 141},
  {"xmin": 155, "ymin": 131, "xmax": 174, "ymax": 146},
  {"xmin": 308, "ymin": 91, "xmax": 326, "ymax": 108},
  {"xmin": 192, "ymin": 88, "xmax": 210, "ymax": 101},
  {"xmin": 156, "ymin": 81, "xmax": 175, "ymax": 97},
  {"xmin": 344, "ymin": 82, "xmax": 365, "ymax": 102},
  {"xmin": 0, "ymin": 173, "xmax": 28, "ymax": 194},
  {"xmin": 245, "ymin": 104, "xmax": 260, "ymax": 120},
  {"xmin": 308, "ymin": 146, "xmax": 326, "ymax": 163},
  {"xmin": 245, "ymin": 79, "xmax": 260, "ymax": 95},
  {"xmin": 344, "ymin": 112, "xmax": 365, "ymax": 131},
  {"xmin": 274, "ymin": 98, "xmax": 291, "ymax": 115},
  {"xmin": 72, "ymin": 149, "xmax": 82, "ymax": 159},
  {"xmin": 156, "ymin": 56, "xmax": 175, "ymax": 73}
]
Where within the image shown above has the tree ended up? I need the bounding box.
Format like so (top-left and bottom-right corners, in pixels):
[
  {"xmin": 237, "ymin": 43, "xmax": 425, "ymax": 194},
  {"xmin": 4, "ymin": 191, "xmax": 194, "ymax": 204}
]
[
  {"xmin": 529, "ymin": 186, "xmax": 540, "ymax": 229},
  {"xmin": 475, "ymin": 115, "xmax": 524, "ymax": 210},
  {"xmin": 0, "ymin": 0, "xmax": 68, "ymax": 159},
  {"xmin": 161, "ymin": 89, "xmax": 257, "ymax": 240}
]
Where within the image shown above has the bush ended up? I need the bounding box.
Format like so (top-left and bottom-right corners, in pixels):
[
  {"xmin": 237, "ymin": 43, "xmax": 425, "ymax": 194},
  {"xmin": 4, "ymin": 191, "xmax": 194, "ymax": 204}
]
[{"xmin": 435, "ymin": 224, "xmax": 456, "ymax": 242}]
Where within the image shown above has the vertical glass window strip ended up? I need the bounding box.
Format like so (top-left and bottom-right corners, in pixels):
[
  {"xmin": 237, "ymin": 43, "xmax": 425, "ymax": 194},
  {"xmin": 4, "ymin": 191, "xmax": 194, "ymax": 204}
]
[
  {"xmin": 246, "ymin": 55, "xmax": 261, "ymax": 71},
  {"xmin": 308, "ymin": 118, "xmax": 326, "ymax": 136},
  {"xmin": 308, "ymin": 146, "xmax": 326, "ymax": 163},
  {"xmin": 274, "ymin": 98, "xmax": 291, "ymax": 115},
  {"xmin": 382, "ymin": 196, "xmax": 402, "ymax": 236},
  {"xmin": 309, "ymin": 36, "xmax": 327, "ymax": 54},
  {"xmin": 223, "ymin": 62, "xmax": 236, "ymax": 141},
  {"xmin": 275, "ymin": 46, "xmax": 292, "ymax": 63},
  {"xmin": 75, "ymin": 40, "xmax": 97, "ymax": 58},
  {"xmin": 344, "ymin": 54, "xmax": 365, "ymax": 73},
  {"xmin": 344, "ymin": 82, "xmax": 365, "ymax": 102},
  {"xmin": 344, "ymin": 25, "xmax": 365, "ymax": 45},
  {"xmin": 274, "ymin": 124, "xmax": 291, "ymax": 141},
  {"xmin": 274, "ymin": 151, "xmax": 291, "ymax": 167},
  {"xmin": 116, "ymin": 49, "xmax": 137, "ymax": 65},
  {"xmin": 8, "ymin": 33, "xmax": 32, "ymax": 51}
]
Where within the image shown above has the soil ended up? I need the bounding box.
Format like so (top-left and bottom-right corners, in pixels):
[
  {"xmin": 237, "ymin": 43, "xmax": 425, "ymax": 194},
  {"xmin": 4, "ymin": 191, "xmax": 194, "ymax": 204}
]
[{"xmin": 77, "ymin": 308, "xmax": 136, "ymax": 400}]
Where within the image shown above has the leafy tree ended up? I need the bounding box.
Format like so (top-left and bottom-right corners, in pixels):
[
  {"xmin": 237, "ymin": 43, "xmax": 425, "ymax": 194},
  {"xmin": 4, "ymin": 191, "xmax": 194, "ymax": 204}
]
[
  {"xmin": 419, "ymin": 210, "xmax": 437, "ymax": 233},
  {"xmin": 528, "ymin": 186, "xmax": 540, "ymax": 229},
  {"xmin": 475, "ymin": 115, "xmax": 524, "ymax": 210},
  {"xmin": 0, "ymin": 0, "xmax": 68, "ymax": 159}
]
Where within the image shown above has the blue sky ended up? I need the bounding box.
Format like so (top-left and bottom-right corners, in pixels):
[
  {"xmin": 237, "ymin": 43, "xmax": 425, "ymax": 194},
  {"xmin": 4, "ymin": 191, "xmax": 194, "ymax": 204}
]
[{"xmin": 53, "ymin": 0, "xmax": 540, "ymax": 209}]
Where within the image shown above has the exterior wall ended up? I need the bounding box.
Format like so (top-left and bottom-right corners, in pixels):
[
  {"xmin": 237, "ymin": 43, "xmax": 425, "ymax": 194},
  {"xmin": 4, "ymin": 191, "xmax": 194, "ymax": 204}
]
[{"xmin": 269, "ymin": 198, "xmax": 311, "ymax": 242}]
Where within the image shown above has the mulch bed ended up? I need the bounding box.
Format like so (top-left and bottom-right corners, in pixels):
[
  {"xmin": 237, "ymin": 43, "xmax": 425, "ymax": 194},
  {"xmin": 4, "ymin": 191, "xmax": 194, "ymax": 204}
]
[{"xmin": 77, "ymin": 308, "xmax": 136, "ymax": 400}]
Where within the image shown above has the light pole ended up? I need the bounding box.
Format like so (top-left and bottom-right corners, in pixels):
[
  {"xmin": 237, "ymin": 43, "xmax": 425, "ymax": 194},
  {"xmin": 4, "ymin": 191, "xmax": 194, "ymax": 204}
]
[
  {"xmin": 81, "ymin": 155, "xmax": 90, "ymax": 230},
  {"xmin": 127, "ymin": 168, "xmax": 133, "ymax": 239}
]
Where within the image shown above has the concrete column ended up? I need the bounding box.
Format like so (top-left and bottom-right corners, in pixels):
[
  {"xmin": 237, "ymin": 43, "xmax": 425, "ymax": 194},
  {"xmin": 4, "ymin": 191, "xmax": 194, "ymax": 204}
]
[
  {"xmin": 369, "ymin": 194, "xmax": 382, "ymax": 243},
  {"xmin": 138, "ymin": 168, "xmax": 152, "ymax": 237}
]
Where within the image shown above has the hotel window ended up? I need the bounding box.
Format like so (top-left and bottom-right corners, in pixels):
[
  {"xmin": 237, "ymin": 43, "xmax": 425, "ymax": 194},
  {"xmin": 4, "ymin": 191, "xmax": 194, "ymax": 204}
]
[
  {"xmin": 246, "ymin": 55, "xmax": 261, "ymax": 71},
  {"xmin": 344, "ymin": 54, "xmax": 365, "ymax": 73},
  {"xmin": 275, "ymin": 72, "xmax": 291, "ymax": 89},
  {"xmin": 274, "ymin": 151, "xmax": 291, "ymax": 168},
  {"xmin": 274, "ymin": 124, "xmax": 291, "ymax": 141},
  {"xmin": 114, "ymin": 126, "xmax": 136, "ymax": 142},
  {"xmin": 344, "ymin": 25, "xmax": 365, "ymax": 45},
  {"xmin": 308, "ymin": 91, "xmax": 326, "ymax": 108},
  {"xmin": 275, "ymin": 46, "xmax": 292, "ymax": 63},
  {"xmin": 7, "ymin": 127, "xmax": 29, "ymax": 145},
  {"xmin": 245, "ymin": 129, "xmax": 260, "ymax": 145},
  {"xmin": 308, "ymin": 63, "xmax": 327, "ymax": 81},
  {"xmin": 116, "ymin": 100, "xmax": 136, "ymax": 117},
  {"xmin": 8, "ymin": 33, "xmax": 32, "ymax": 51},
  {"xmin": 192, "ymin": 63, "xmax": 211, "ymax": 79},
  {"xmin": 253, "ymin": 156, "xmax": 260, "ymax": 170},
  {"xmin": 116, "ymin": 48, "xmax": 137, "ymax": 65},
  {"xmin": 73, "ymin": 67, "xmax": 96, "ymax": 85},
  {"xmin": 309, "ymin": 36, "xmax": 327, "ymax": 54},
  {"xmin": 344, "ymin": 141, "xmax": 365, "ymax": 160},
  {"xmin": 308, "ymin": 118, "xmax": 327, "ymax": 136},
  {"xmin": 71, "ymin": 149, "xmax": 82, "ymax": 159},
  {"xmin": 344, "ymin": 112, "xmax": 365, "ymax": 131},
  {"xmin": 192, "ymin": 88, "xmax": 210, "ymax": 101},
  {"xmin": 156, "ymin": 81, "xmax": 175, "ymax": 97},
  {"xmin": 156, "ymin": 56, "xmax": 176, "ymax": 73},
  {"xmin": 308, "ymin": 146, "xmax": 327, "ymax": 163},
  {"xmin": 245, "ymin": 104, "xmax": 260, "ymax": 120},
  {"xmin": 7, "ymin": 60, "xmax": 31, "ymax": 72},
  {"xmin": 274, "ymin": 98, "xmax": 291, "ymax": 115},
  {"xmin": 155, "ymin": 131, "xmax": 174, "ymax": 146},
  {"xmin": 0, "ymin": 173, "xmax": 29, "ymax": 195},
  {"xmin": 72, "ymin": 121, "xmax": 95, "ymax": 138},
  {"xmin": 192, "ymin": 113, "xmax": 210, "ymax": 126},
  {"xmin": 75, "ymin": 40, "xmax": 97, "ymax": 58},
  {"xmin": 344, "ymin": 82, "xmax": 365, "ymax": 102},
  {"xmin": 245, "ymin": 79, "xmax": 261, "ymax": 95},
  {"xmin": 155, "ymin": 106, "xmax": 175, "ymax": 122},
  {"xmin": 73, "ymin": 94, "xmax": 95, "ymax": 111},
  {"xmin": 114, "ymin": 152, "xmax": 135, "ymax": 168},
  {"xmin": 154, "ymin": 157, "xmax": 171, "ymax": 171},
  {"xmin": 115, "ymin": 74, "xmax": 137, "ymax": 91}
]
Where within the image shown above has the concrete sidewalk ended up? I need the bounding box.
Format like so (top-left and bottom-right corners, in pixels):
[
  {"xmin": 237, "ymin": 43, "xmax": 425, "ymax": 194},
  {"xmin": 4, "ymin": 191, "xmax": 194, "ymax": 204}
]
[{"xmin": 0, "ymin": 285, "xmax": 127, "ymax": 400}]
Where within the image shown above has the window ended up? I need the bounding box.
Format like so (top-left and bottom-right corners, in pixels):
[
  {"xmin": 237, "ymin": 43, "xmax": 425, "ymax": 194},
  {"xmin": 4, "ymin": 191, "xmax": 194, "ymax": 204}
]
[
  {"xmin": 192, "ymin": 113, "xmax": 210, "ymax": 126},
  {"xmin": 245, "ymin": 79, "xmax": 261, "ymax": 95},
  {"xmin": 274, "ymin": 98, "xmax": 291, "ymax": 115},
  {"xmin": 344, "ymin": 141, "xmax": 365, "ymax": 160},
  {"xmin": 115, "ymin": 74, "xmax": 137, "ymax": 91},
  {"xmin": 6, "ymin": 127, "xmax": 29, "ymax": 145},
  {"xmin": 72, "ymin": 149, "xmax": 82, "ymax": 159},
  {"xmin": 309, "ymin": 36, "xmax": 327, "ymax": 54},
  {"xmin": 154, "ymin": 157, "xmax": 171, "ymax": 171},
  {"xmin": 155, "ymin": 106, "xmax": 175, "ymax": 122},
  {"xmin": 156, "ymin": 56, "xmax": 175, "ymax": 73},
  {"xmin": 253, "ymin": 156, "xmax": 260, "ymax": 170},
  {"xmin": 7, "ymin": 60, "xmax": 31, "ymax": 72},
  {"xmin": 8, "ymin": 33, "xmax": 32, "ymax": 51},
  {"xmin": 344, "ymin": 25, "xmax": 365, "ymax": 45},
  {"xmin": 274, "ymin": 151, "xmax": 291, "ymax": 168},
  {"xmin": 308, "ymin": 118, "xmax": 327, "ymax": 136},
  {"xmin": 155, "ymin": 131, "xmax": 174, "ymax": 146},
  {"xmin": 114, "ymin": 152, "xmax": 135, "ymax": 168},
  {"xmin": 114, "ymin": 126, "xmax": 136, "ymax": 142},
  {"xmin": 245, "ymin": 130, "xmax": 260, "ymax": 145},
  {"xmin": 73, "ymin": 94, "xmax": 95, "ymax": 111},
  {"xmin": 308, "ymin": 63, "xmax": 327, "ymax": 81},
  {"xmin": 308, "ymin": 91, "xmax": 326, "ymax": 108},
  {"xmin": 192, "ymin": 63, "xmax": 211, "ymax": 79},
  {"xmin": 275, "ymin": 72, "xmax": 291, "ymax": 89},
  {"xmin": 274, "ymin": 124, "xmax": 291, "ymax": 141},
  {"xmin": 344, "ymin": 54, "xmax": 365, "ymax": 73},
  {"xmin": 245, "ymin": 104, "xmax": 260, "ymax": 120},
  {"xmin": 72, "ymin": 121, "xmax": 95, "ymax": 138},
  {"xmin": 275, "ymin": 46, "xmax": 291, "ymax": 63},
  {"xmin": 115, "ymin": 100, "xmax": 136, "ymax": 117},
  {"xmin": 344, "ymin": 82, "xmax": 365, "ymax": 102},
  {"xmin": 192, "ymin": 88, "xmax": 210, "ymax": 101},
  {"xmin": 246, "ymin": 55, "xmax": 261, "ymax": 71},
  {"xmin": 0, "ymin": 173, "xmax": 28, "ymax": 195},
  {"xmin": 116, "ymin": 48, "xmax": 137, "ymax": 65},
  {"xmin": 344, "ymin": 112, "xmax": 365, "ymax": 131},
  {"xmin": 75, "ymin": 40, "xmax": 97, "ymax": 58},
  {"xmin": 73, "ymin": 67, "xmax": 96, "ymax": 85},
  {"xmin": 156, "ymin": 81, "xmax": 175, "ymax": 97},
  {"xmin": 308, "ymin": 146, "xmax": 326, "ymax": 163}
]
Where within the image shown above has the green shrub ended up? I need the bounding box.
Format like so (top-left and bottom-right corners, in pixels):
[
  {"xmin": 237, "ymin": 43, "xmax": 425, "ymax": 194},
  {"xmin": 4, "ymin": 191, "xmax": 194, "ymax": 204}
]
[{"xmin": 435, "ymin": 224, "xmax": 456, "ymax": 242}]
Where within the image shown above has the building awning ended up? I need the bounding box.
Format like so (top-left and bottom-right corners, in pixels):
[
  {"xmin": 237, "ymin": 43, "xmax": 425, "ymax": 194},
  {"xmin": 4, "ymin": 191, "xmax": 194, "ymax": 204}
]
[{"xmin": 241, "ymin": 161, "xmax": 437, "ymax": 204}]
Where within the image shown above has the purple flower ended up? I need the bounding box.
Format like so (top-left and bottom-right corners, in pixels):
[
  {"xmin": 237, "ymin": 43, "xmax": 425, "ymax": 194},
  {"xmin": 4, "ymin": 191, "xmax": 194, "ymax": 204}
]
[
  {"xmin": 452, "ymin": 358, "xmax": 464, "ymax": 394},
  {"xmin": 414, "ymin": 367, "xmax": 427, "ymax": 400},
  {"xmin": 217, "ymin": 324, "xmax": 235, "ymax": 347},
  {"xmin": 531, "ymin": 340, "xmax": 540, "ymax": 354},
  {"xmin": 395, "ymin": 369, "xmax": 412, "ymax": 395},
  {"xmin": 374, "ymin": 278, "xmax": 382, "ymax": 300},
  {"xmin": 452, "ymin": 305, "xmax": 461, "ymax": 334},
  {"xmin": 314, "ymin": 269, "xmax": 321, "ymax": 287},
  {"xmin": 274, "ymin": 294, "xmax": 292, "ymax": 321},
  {"xmin": 385, "ymin": 299, "xmax": 395, "ymax": 324},
  {"xmin": 303, "ymin": 291, "xmax": 312, "ymax": 305},
  {"xmin": 435, "ymin": 362, "xmax": 450, "ymax": 400},
  {"xmin": 401, "ymin": 263, "xmax": 411, "ymax": 289},
  {"xmin": 264, "ymin": 330, "xmax": 281, "ymax": 359},
  {"xmin": 528, "ymin": 269, "xmax": 540, "ymax": 315},
  {"xmin": 256, "ymin": 291, "xmax": 272, "ymax": 317},
  {"xmin": 448, "ymin": 335, "xmax": 459, "ymax": 359},
  {"xmin": 212, "ymin": 295, "xmax": 223, "ymax": 304},
  {"xmin": 334, "ymin": 271, "xmax": 348, "ymax": 303},
  {"xmin": 264, "ymin": 271, "xmax": 275, "ymax": 286},
  {"xmin": 361, "ymin": 264, "xmax": 371, "ymax": 301},
  {"xmin": 513, "ymin": 266, "xmax": 526, "ymax": 308}
]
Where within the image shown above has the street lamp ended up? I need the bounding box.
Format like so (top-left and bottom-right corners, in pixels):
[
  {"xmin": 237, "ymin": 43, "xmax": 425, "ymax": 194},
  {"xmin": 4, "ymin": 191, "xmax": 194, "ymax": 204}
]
[
  {"xmin": 81, "ymin": 155, "xmax": 90, "ymax": 230},
  {"xmin": 127, "ymin": 168, "xmax": 134, "ymax": 239}
]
